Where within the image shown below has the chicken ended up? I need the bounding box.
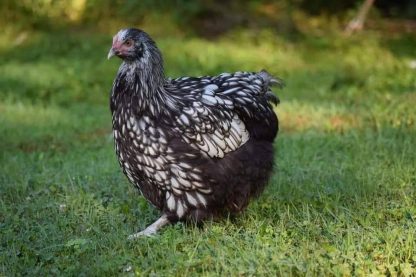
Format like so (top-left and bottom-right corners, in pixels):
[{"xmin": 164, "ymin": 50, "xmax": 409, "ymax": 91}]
[{"xmin": 107, "ymin": 28, "xmax": 283, "ymax": 238}]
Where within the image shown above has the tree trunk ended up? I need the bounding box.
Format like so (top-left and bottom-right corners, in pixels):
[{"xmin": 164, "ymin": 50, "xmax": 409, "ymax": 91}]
[{"xmin": 345, "ymin": 0, "xmax": 375, "ymax": 35}]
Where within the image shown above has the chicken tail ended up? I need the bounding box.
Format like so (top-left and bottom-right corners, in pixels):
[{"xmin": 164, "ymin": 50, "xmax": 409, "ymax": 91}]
[
  {"xmin": 258, "ymin": 70, "xmax": 284, "ymax": 105},
  {"xmin": 258, "ymin": 70, "xmax": 285, "ymax": 88}
]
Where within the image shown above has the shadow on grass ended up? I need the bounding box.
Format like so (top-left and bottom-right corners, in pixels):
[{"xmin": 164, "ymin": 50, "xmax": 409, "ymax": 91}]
[
  {"xmin": 382, "ymin": 34, "xmax": 416, "ymax": 59},
  {"xmin": 252, "ymin": 125, "xmax": 415, "ymax": 216}
]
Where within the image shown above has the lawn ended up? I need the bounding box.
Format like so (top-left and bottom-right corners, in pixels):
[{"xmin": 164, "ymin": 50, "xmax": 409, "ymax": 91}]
[{"xmin": 0, "ymin": 25, "xmax": 415, "ymax": 276}]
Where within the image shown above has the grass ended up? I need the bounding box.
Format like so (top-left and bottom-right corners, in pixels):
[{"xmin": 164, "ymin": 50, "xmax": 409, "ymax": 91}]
[{"xmin": 0, "ymin": 25, "xmax": 415, "ymax": 276}]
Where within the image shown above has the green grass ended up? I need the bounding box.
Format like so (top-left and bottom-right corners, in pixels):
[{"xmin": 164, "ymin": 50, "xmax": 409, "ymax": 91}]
[{"xmin": 1, "ymin": 26, "xmax": 415, "ymax": 276}]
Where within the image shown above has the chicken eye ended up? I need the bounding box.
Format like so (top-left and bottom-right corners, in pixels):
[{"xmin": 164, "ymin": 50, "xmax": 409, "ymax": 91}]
[{"xmin": 124, "ymin": 40, "xmax": 133, "ymax": 47}]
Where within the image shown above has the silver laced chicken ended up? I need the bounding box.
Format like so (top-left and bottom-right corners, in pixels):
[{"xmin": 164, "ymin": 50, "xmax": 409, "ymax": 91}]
[{"xmin": 107, "ymin": 28, "xmax": 283, "ymax": 238}]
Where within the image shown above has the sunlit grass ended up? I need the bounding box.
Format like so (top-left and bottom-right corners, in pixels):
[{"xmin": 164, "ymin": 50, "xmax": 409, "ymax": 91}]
[
  {"xmin": 1, "ymin": 27, "xmax": 415, "ymax": 276},
  {"xmin": 161, "ymin": 33, "xmax": 305, "ymax": 77},
  {"xmin": 278, "ymin": 101, "xmax": 362, "ymax": 132}
]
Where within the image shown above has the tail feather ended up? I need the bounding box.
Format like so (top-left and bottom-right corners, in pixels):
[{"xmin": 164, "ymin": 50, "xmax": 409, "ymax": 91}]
[
  {"xmin": 258, "ymin": 70, "xmax": 284, "ymax": 105},
  {"xmin": 258, "ymin": 69, "xmax": 285, "ymax": 88},
  {"xmin": 270, "ymin": 77, "xmax": 285, "ymax": 88},
  {"xmin": 266, "ymin": 91, "xmax": 280, "ymax": 105}
]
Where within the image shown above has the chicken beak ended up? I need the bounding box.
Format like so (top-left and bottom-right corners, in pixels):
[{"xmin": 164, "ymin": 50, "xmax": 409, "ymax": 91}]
[{"xmin": 107, "ymin": 48, "xmax": 116, "ymax": 59}]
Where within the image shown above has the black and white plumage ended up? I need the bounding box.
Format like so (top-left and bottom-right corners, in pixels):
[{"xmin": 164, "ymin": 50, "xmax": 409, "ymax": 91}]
[{"xmin": 107, "ymin": 28, "xmax": 283, "ymax": 237}]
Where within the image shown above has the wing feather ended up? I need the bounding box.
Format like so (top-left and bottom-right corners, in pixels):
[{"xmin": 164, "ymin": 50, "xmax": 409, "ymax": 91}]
[{"xmin": 169, "ymin": 71, "xmax": 281, "ymax": 158}]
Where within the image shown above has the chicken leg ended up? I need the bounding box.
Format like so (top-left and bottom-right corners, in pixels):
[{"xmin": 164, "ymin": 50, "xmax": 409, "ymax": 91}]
[{"xmin": 128, "ymin": 214, "xmax": 170, "ymax": 239}]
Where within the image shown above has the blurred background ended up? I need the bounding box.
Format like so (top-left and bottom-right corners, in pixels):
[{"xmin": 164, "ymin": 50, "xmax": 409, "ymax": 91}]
[
  {"xmin": 1, "ymin": 0, "xmax": 415, "ymax": 146},
  {"xmin": 1, "ymin": 0, "xmax": 415, "ymax": 104},
  {"xmin": 1, "ymin": 0, "xmax": 415, "ymax": 106},
  {"xmin": 1, "ymin": 1, "xmax": 416, "ymax": 275}
]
